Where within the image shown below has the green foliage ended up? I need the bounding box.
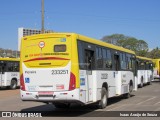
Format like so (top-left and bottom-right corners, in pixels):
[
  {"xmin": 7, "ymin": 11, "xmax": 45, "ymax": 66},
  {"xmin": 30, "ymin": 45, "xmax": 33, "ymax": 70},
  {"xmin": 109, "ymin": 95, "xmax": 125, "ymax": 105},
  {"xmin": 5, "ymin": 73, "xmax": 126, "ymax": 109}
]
[
  {"xmin": 101, "ymin": 34, "xmax": 149, "ymax": 57},
  {"xmin": 147, "ymin": 47, "xmax": 160, "ymax": 59},
  {"xmin": 101, "ymin": 34, "xmax": 126, "ymax": 45}
]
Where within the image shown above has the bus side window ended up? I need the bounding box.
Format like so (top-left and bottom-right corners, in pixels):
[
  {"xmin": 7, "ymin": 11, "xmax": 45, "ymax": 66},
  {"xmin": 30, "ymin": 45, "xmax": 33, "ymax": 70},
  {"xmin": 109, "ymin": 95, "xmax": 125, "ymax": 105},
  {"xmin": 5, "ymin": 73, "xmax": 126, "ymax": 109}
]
[
  {"xmin": 96, "ymin": 47, "xmax": 103, "ymax": 69},
  {"xmin": 126, "ymin": 54, "xmax": 133, "ymax": 70},
  {"xmin": 13, "ymin": 62, "xmax": 19, "ymax": 72},
  {"xmin": 78, "ymin": 41, "xmax": 85, "ymax": 69},
  {"xmin": 107, "ymin": 50, "xmax": 112, "ymax": 69},
  {"xmin": 103, "ymin": 49, "xmax": 112, "ymax": 69},
  {"xmin": 7, "ymin": 62, "xmax": 14, "ymax": 72},
  {"xmin": 120, "ymin": 53, "xmax": 127, "ymax": 70},
  {"xmin": 153, "ymin": 63, "xmax": 155, "ymax": 68},
  {"xmin": 0, "ymin": 61, "xmax": 6, "ymax": 74},
  {"xmin": 149, "ymin": 63, "xmax": 153, "ymax": 70}
]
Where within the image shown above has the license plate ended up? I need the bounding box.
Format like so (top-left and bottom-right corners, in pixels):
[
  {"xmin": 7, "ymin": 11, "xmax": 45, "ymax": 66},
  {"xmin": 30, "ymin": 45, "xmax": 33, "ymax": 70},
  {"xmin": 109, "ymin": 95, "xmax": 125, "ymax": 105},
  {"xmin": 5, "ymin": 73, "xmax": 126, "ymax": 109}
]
[{"xmin": 38, "ymin": 91, "xmax": 54, "ymax": 95}]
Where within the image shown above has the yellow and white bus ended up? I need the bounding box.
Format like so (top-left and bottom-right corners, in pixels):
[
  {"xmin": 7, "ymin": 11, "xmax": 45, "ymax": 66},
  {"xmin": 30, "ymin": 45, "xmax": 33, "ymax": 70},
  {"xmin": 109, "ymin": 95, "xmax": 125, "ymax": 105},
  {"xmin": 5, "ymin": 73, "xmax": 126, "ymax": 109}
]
[
  {"xmin": 0, "ymin": 58, "xmax": 20, "ymax": 89},
  {"xmin": 136, "ymin": 56, "xmax": 153, "ymax": 87},
  {"xmin": 20, "ymin": 33, "xmax": 137, "ymax": 109},
  {"xmin": 152, "ymin": 59, "xmax": 160, "ymax": 80}
]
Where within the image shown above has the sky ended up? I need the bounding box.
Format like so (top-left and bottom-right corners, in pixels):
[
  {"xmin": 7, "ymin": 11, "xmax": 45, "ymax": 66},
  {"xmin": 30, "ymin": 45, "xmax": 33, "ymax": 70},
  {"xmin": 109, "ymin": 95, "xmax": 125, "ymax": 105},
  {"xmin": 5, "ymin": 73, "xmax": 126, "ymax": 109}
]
[{"xmin": 0, "ymin": 0, "xmax": 160, "ymax": 50}]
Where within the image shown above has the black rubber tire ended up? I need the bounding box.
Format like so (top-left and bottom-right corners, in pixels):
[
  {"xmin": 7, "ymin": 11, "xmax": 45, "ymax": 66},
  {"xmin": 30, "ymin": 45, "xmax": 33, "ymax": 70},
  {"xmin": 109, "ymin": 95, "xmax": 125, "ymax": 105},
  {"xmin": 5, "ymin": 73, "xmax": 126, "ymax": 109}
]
[
  {"xmin": 98, "ymin": 87, "xmax": 108, "ymax": 109},
  {"xmin": 10, "ymin": 80, "xmax": 17, "ymax": 89},
  {"xmin": 124, "ymin": 84, "xmax": 133, "ymax": 99},
  {"xmin": 139, "ymin": 78, "xmax": 143, "ymax": 88},
  {"xmin": 148, "ymin": 76, "xmax": 152, "ymax": 85}
]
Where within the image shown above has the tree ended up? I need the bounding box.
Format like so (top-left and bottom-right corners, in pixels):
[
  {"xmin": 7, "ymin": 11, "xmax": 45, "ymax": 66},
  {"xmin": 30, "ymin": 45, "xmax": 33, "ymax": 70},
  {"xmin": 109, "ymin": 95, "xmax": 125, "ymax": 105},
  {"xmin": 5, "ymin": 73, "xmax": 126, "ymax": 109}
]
[
  {"xmin": 137, "ymin": 40, "xmax": 148, "ymax": 51},
  {"xmin": 101, "ymin": 34, "xmax": 126, "ymax": 45},
  {"xmin": 147, "ymin": 47, "xmax": 160, "ymax": 59},
  {"xmin": 136, "ymin": 40, "xmax": 148, "ymax": 56},
  {"xmin": 120, "ymin": 37, "xmax": 138, "ymax": 52},
  {"xmin": 101, "ymin": 34, "xmax": 149, "ymax": 57}
]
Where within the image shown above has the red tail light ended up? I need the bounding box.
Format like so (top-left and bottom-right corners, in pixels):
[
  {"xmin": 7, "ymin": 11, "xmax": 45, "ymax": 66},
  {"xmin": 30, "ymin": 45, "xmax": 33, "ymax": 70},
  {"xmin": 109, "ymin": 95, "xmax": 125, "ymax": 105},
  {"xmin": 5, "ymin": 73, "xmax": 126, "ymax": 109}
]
[
  {"xmin": 69, "ymin": 72, "xmax": 76, "ymax": 91},
  {"xmin": 20, "ymin": 74, "xmax": 25, "ymax": 91}
]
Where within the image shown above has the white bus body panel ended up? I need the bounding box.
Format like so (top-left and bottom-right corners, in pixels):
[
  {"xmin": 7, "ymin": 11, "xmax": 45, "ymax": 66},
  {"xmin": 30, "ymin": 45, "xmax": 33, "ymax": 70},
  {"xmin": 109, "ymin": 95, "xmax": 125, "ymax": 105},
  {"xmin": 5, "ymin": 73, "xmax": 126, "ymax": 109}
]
[
  {"xmin": 137, "ymin": 70, "xmax": 145, "ymax": 85},
  {"xmin": 0, "ymin": 72, "xmax": 19, "ymax": 87},
  {"xmin": 145, "ymin": 70, "xmax": 153, "ymax": 83},
  {"xmin": 153, "ymin": 68, "xmax": 160, "ymax": 79},
  {"xmin": 22, "ymin": 62, "xmax": 71, "ymax": 92},
  {"xmin": 21, "ymin": 66, "xmax": 134, "ymax": 104},
  {"xmin": 79, "ymin": 70, "xmax": 133, "ymax": 104},
  {"xmin": 134, "ymin": 76, "xmax": 138, "ymax": 91},
  {"xmin": 116, "ymin": 71, "xmax": 133, "ymax": 95},
  {"xmin": 21, "ymin": 61, "xmax": 81, "ymax": 103},
  {"xmin": 79, "ymin": 70, "xmax": 117, "ymax": 103},
  {"xmin": 21, "ymin": 88, "xmax": 80, "ymax": 102}
]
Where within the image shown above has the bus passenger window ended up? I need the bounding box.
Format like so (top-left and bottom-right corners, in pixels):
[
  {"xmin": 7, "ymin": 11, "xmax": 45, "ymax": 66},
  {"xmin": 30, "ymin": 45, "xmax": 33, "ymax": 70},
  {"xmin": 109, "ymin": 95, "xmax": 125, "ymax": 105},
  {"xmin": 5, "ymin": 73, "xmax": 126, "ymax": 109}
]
[
  {"xmin": 106, "ymin": 50, "xmax": 112, "ymax": 69},
  {"xmin": 120, "ymin": 53, "xmax": 127, "ymax": 70},
  {"xmin": 85, "ymin": 50, "xmax": 94, "ymax": 70},
  {"xmin": 0, "ymin": 61, "xmax": 6, "ymax": 73},
  {"xmin": 8, "ymin": 62, "xmax": 14, "ymax": 72},
  {"xmin": 126, "ymin": 54, "xmax": 133, "ymax": 70},
  {"xmin": 96, "ymin": 47, "xmax": 103, "ymax": 69},
  {"xmin": 102, "ymin": 49, "xmax": 112, "ymax": 69},
  {"xmin": 78, "ymin": 41, "xmax": 85, "ymax": 69},
  {"xmin": 13, "ymin": 62, "xmax": 19, "ymax": 72}
]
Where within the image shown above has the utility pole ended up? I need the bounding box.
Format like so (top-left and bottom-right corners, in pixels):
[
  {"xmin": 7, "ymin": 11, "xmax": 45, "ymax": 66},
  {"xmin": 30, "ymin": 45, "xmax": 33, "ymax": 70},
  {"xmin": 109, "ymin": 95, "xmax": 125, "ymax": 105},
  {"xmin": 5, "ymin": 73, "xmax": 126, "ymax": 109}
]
[{"xmin": 41, "ymin": 0, "xmax": 45, "ymax": 33}]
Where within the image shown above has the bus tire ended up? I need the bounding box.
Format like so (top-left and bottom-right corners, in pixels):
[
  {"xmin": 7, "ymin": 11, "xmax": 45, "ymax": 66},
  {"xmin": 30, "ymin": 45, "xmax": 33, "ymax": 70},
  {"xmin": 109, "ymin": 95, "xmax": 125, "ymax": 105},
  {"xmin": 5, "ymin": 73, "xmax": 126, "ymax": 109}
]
[
  {"xmin": 10, "ymin": 79, "xmax": 17, "ymax": 89},
  {"xmin": 124, "ymin": 82, "xmax": 133, "ymax": 99},
  {"xmin": 139, "ymin": 77, "xmax": 143, "ymax": 88},
  {"xmin": 98, "ymin": 87, "xmax": 108, "ymax": 109},
  {"xmin": 148, "ymin": 76, "xmax": 152, "ymax": 85}
]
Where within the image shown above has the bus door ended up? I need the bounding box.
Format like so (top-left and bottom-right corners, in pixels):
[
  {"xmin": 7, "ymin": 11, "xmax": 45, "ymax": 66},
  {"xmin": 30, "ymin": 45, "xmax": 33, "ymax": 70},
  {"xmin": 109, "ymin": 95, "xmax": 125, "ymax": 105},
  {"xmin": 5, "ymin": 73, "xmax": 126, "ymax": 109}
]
[{"xmin": 85, "ymin": 50, "xmax": 94, "ymax": 102}]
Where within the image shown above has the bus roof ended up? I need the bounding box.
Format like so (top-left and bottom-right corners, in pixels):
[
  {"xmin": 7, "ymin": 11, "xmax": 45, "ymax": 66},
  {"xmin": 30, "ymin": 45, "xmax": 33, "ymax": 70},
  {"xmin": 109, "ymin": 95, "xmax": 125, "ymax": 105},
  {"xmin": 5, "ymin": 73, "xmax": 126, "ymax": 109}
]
[
  {"xmin": 77, "ymin": 34, "xmax": 135, "ymax": 55},
  {"xmin": 0, "ymin": 57, "xmax": 20, "ymax": 61},
  {"xmin": 23, "ymin": 32, "xmax": 135, "ymax": 55},
  {"xmin": 152, "ymin": 59, "xmax": 160, "ymax": 64},
  {"xmin": 136, "ymin": 56, "xmax": 152, "ymax": 61},
  {"xmin": 152, "ymin": 59, "xmax": 160, "ymax": 61}
]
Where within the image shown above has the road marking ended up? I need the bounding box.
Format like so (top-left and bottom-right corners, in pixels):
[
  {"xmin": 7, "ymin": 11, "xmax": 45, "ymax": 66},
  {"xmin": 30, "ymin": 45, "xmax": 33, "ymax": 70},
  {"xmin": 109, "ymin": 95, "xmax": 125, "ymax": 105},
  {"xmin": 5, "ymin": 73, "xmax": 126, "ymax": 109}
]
[
  {"xmin": 95, "ymin": 104, "xmax": 116, "ymax": 111},
  {"xmin": 137, "ymin": 97, "xmax": 156, "ymax": 105},
  {"xmin": 154, "ymin": 101, "xmax": 160, "ymax": 105},
  {"xmin": 136, "ymin": 96, "xmax": 153, "ymax": 98},
  {"xmin": 106, "ymin": 104, "xmax": 126, "ymax": 111},
  {"xmin": 104, "ymin": 105, "xmax": 116, "ymax": 110}
]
